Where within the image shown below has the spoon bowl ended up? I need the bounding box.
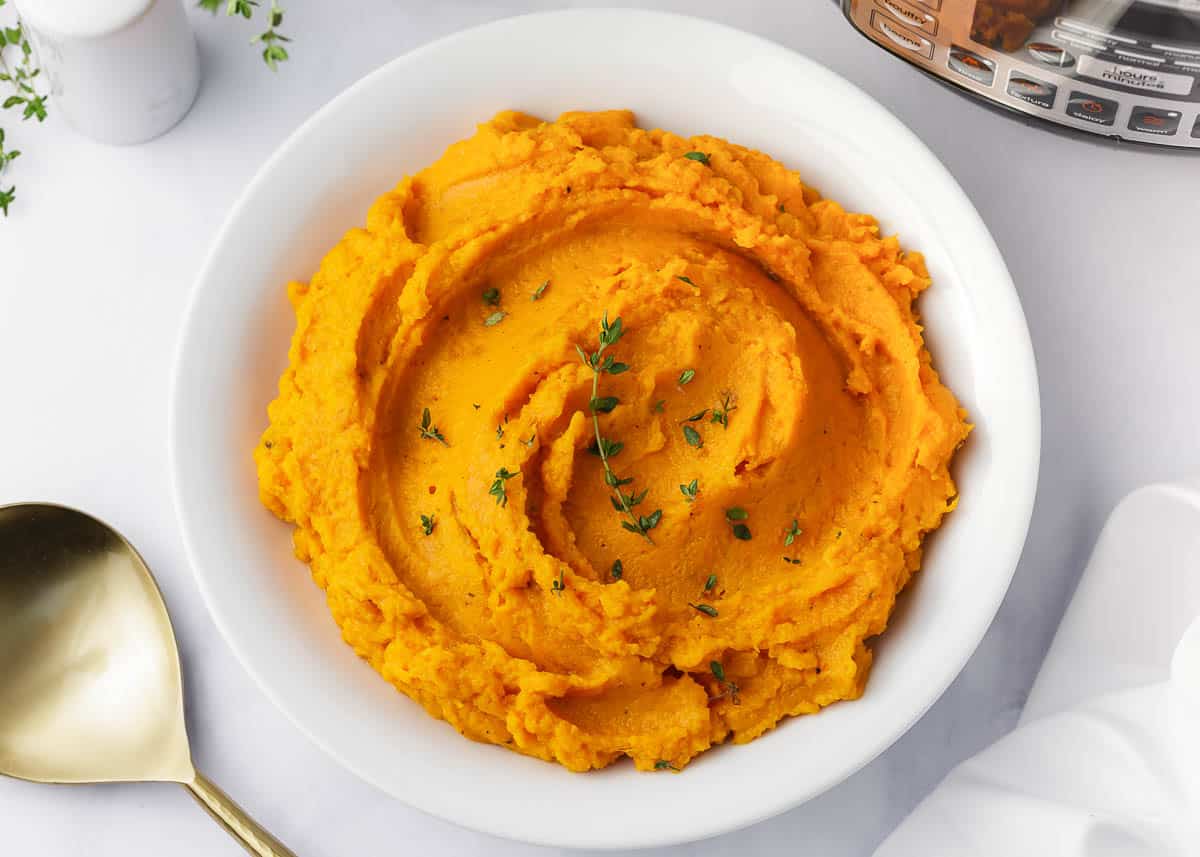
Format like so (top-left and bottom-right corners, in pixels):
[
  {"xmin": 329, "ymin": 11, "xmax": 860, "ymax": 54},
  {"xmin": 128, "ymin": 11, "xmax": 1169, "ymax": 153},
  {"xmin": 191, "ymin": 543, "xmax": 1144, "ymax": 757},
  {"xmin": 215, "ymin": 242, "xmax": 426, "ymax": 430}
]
[{"xmin": 0, "ymin": 503, "xmax": 295, "ymax": 856}]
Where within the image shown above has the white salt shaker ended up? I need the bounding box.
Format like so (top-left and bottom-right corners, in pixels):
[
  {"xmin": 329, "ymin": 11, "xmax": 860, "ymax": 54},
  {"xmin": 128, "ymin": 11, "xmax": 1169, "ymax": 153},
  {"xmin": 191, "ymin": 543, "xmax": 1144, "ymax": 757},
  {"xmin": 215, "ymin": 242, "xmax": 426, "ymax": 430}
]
[{"xmin": 12, "ymin": 0, "xmax": 199, "ymax": 144}]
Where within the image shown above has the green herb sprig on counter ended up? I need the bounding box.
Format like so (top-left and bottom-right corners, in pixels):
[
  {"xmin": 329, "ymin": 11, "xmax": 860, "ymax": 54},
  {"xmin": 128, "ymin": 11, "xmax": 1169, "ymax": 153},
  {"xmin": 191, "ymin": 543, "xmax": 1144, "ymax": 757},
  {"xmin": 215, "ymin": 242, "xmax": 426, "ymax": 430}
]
[
  {"xmin": 577, "ymin": 313, "xmax": 661, "ymax": 542},
  {"xmin": 198, "ymin": 0, "xmax": 293, "ymax": 71},
  {"xmin": 0, "ymin": 7, "xmax": 47, "ymax": 218}
]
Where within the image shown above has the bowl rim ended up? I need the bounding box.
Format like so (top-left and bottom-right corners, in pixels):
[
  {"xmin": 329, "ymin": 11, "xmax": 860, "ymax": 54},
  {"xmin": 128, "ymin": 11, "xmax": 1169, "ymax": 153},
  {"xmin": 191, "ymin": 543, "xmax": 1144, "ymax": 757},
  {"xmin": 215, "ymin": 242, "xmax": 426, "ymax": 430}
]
[{"xmin": 169, "ymin": 8, "xmax": 1041, "ymax": 849}]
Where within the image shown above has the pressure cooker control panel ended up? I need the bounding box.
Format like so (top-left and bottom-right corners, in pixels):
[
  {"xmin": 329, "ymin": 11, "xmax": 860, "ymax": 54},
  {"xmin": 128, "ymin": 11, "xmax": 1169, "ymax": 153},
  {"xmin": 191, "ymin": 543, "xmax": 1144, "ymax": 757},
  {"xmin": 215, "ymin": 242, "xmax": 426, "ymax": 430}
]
[{"xmin": 842, "ymin": 0, "xmax": 1200, "ymax": 149}]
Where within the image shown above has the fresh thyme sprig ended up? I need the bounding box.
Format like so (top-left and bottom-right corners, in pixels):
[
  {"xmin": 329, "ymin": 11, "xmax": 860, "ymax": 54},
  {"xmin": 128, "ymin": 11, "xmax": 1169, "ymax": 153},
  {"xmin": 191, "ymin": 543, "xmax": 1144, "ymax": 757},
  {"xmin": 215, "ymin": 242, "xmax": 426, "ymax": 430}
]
[
  {"xmin": 654, "ymin": 759, "xmax": 679, "ymax": 771},
  {"xmin": 0, "ymin": 8, "xmax": 47, "ymax": 218},
  {"xmin": 199, "ymin": 0, "xmax": 293, "ymax": 71},
  {"xmin": 489, "ymin": 467, "xmax": 518, "ymax": 506},
  {"xmin": 419, "ymin": 514, "xmax": 435, "ymax": 536},
  {"xmin": 418, "ymin": 407, "xmax": 448, "ymax": 445},
  {"xmin": 679, "ymin": 478, "xmax": 698, "ymax": 502},
  {"xmin": 709, "ymin": 660, "xmax": 741, "ymax": 704},
  {"xmin": 711, "ymin": 391, "xmax": 737, "ymax": 428},
  {"xmin": 725, "ymin": 507, "xmax": 751, "ymax": 540},
  {"xmin": 577, "ymin": 313, "xmax": 660, "ymax": 542}
]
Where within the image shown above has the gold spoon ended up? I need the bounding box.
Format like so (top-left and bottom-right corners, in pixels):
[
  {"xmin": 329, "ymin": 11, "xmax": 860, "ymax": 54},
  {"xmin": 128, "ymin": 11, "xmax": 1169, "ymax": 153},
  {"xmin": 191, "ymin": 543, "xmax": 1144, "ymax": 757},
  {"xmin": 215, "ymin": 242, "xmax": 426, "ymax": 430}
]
[{"xmin": 0, "ymin": 503, "xmax": 296, "ymax": 857}]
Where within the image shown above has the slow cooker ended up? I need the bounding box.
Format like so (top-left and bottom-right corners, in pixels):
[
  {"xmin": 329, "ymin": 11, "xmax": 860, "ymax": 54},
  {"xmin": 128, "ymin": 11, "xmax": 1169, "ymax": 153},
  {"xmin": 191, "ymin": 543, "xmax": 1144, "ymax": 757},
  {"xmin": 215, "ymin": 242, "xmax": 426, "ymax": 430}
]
[{"xmin": 841, "ymin": 0, "xmax": 1200, "ymax": 147}]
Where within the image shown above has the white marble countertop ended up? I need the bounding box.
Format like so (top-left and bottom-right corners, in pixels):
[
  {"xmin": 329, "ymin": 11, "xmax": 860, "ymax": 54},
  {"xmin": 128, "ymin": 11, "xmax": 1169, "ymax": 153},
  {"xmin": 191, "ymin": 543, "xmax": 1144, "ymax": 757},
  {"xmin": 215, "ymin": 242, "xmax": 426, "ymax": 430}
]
[{"xmin": 2, "ymin": 2, "xmax": 1198, "ymax": 854}]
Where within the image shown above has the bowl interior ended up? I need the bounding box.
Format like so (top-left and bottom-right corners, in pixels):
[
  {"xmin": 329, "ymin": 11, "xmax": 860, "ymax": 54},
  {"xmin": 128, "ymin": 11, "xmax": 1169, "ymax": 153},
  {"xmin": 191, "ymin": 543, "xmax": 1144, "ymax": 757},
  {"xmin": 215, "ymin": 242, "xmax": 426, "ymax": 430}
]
[{"xmin": 171, "ymin": 10, "xmax": 1038, "ymax": 850}]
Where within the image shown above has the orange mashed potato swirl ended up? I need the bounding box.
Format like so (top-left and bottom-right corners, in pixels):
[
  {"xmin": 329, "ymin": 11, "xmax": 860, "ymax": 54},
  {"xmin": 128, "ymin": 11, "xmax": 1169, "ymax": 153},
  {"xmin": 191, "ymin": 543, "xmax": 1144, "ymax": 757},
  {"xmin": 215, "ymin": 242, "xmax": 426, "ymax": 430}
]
[{"xmin": 256, "ymin": 110, "xmax": 969, "ymax": 772}]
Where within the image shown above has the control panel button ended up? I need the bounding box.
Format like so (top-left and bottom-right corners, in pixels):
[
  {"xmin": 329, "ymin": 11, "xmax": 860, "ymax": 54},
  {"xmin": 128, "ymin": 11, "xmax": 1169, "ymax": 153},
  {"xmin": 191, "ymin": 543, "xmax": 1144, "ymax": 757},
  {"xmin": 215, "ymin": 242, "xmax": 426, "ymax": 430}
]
[
  {"xmin": 1066, "ymin": 91, "xmax": 1118, "ymax": 125},
  {"xmin": 1028, "ymin": 42, "xmax": 1075, "ymax": 68},
  {"xmin": 1128, "ymin": 106, "xmax": 1182, "ymax": 135},
  {"xmin": 870, "ymin": 11, "xmax": 934, "ymax": 60},
  {"xmin": 1007, "ymin": 73, "xmax": 1058, "ymax": 108},
  {"xmin": 948, "ymin": 45, "xmax": 995, "ymax": 85},
  {"xmin": 878, "ymin": 0, "xmax": 937, "ymax": 35}
]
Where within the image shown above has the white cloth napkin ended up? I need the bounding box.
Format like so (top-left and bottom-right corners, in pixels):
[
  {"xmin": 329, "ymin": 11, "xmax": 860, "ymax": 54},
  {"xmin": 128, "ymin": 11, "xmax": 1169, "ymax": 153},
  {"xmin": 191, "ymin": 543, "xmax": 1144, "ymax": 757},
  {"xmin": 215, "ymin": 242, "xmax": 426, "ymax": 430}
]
[{"xmin": 875, "ymin": 483, "xmax": 1200, "ymax": 857}]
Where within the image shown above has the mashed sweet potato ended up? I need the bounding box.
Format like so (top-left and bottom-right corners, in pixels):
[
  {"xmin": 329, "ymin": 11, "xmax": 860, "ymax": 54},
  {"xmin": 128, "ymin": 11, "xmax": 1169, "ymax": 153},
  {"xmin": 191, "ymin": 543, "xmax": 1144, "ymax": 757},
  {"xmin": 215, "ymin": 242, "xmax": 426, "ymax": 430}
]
[{"xmin": 256, "ymin": 110, "xmax": 969, "ymax": 771}]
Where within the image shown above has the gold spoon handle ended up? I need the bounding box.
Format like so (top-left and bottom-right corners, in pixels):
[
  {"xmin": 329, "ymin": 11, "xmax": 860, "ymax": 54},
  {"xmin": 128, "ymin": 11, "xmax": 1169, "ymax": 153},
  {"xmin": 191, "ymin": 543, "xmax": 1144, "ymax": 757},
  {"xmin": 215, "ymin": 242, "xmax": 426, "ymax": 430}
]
[{"xmin": 185, "ymin": 770, "xmax": 298, "ymax": 857}]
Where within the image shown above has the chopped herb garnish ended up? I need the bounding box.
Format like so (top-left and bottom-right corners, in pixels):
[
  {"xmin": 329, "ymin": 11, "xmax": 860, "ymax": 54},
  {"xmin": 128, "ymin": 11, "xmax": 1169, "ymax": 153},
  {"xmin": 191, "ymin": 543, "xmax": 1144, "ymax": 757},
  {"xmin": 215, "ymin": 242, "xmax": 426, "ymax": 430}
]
[
  {"xmin": 652, "ymin": 399, "xmax": 666, "ymax": 414},
  {"xmin": 611, "ymin": 559, "xmax": 623, "ymax": 580},
  {"xmin": 778, "ymin": 202, "xmax": 786, "ymax": 213},
  {"xmin": 732, "ymin": 523, "xmax": 752, "ymax": 541},
  {"xmin": 482, "ymin": 287, "xmax": 500, "ymax": 305},
  {"xmin": 783, "ymin": 557, "xmax": 803, "ymax": 565},
  {"xmin": 495, "ymin": 424, "xmax": 504, "ymax": 440},
  {"xmin": 679, "ymin": 479, "xmax": 698, "ymax": 502},
  {"xmin": 522, "ymin": 432, "xmax": 536, "ymax": 448},
  {"xmin": 678, "ymin": 368, "xmax": 696, "ymax": 386},
  {"xmin": 419, "ymin": 514, "xmax": 435, "ymax": 536},
  {"xmin": 580, "ymin": 313, "xmax": 660, "ymax": 541},
  {"xmin": 551, "ymin": 568, "xmax": 565, "ymax": 596},
  {"xmin": 472, "ymin": 403, "xmax": 481, "ymax": 410},
  {"xmin": 654, "ymin": 759, "xmax": 679, "ymax": 771},
  {"xmin": 590, "ymin": 395, "xmax": 620, "ymax": 414},
  {"xmin": 489, "ymin": 467, "xmax": 518, "ymax": 507},
  {"xmin": 683, "ymin": 151, "xmax": 710, "ymax": 165},
  {"xmin": 784, "ymin": 519, "xmax": 802, "ymax": 546},
  {"xmin": 711, "ymin": 391, "xmax": 737, "ymax": 428},
  {"xmin": 682, "ymin": 425, "xmax": 702, "ymax": 447},
  {"xmin": 690, "ymin": 602, "xmax": 719, "ymax": 617},
  {"xmin": 676, "ymin": 275, "xmax": 697, "ymax": 287},
  {"xmin": 704, "ymin": 573, "xmax": 718, "ymax": 592},
  {"xmin": 419, "ymin": 407, "xmax": 449, "ymax": 445},
  {"xmin": 725, "ymin": 507, "xmax": 748, "ymax": 521},
  {"xmin": 708, "ymin": 660, "xmax": 740, "ymax": 704},
  {"xmin": 484, "ymin": 311, "xmax": 506, "ymax": 327},
  {"xmin": 683, "ymin": 409, "xmax": 708, "ymax": 422},
  {"xmin": 589, "ymin": 436, "xmax": 624, "ymax": 458},
  {"xmin": 531, "ymin": 279, "xmax": 549, "ymax": 301},
  {"xmin": 622, "ymin": 508, "xmax": 662, "ymax": 535}
]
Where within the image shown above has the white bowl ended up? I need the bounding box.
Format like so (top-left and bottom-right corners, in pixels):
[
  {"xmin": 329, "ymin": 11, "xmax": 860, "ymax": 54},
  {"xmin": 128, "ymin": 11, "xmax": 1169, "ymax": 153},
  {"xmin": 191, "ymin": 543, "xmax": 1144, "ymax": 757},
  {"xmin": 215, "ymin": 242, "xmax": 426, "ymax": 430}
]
[{"xmin": 170, "ymin": 9, "xmax": 1039, "ymax": 850}]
